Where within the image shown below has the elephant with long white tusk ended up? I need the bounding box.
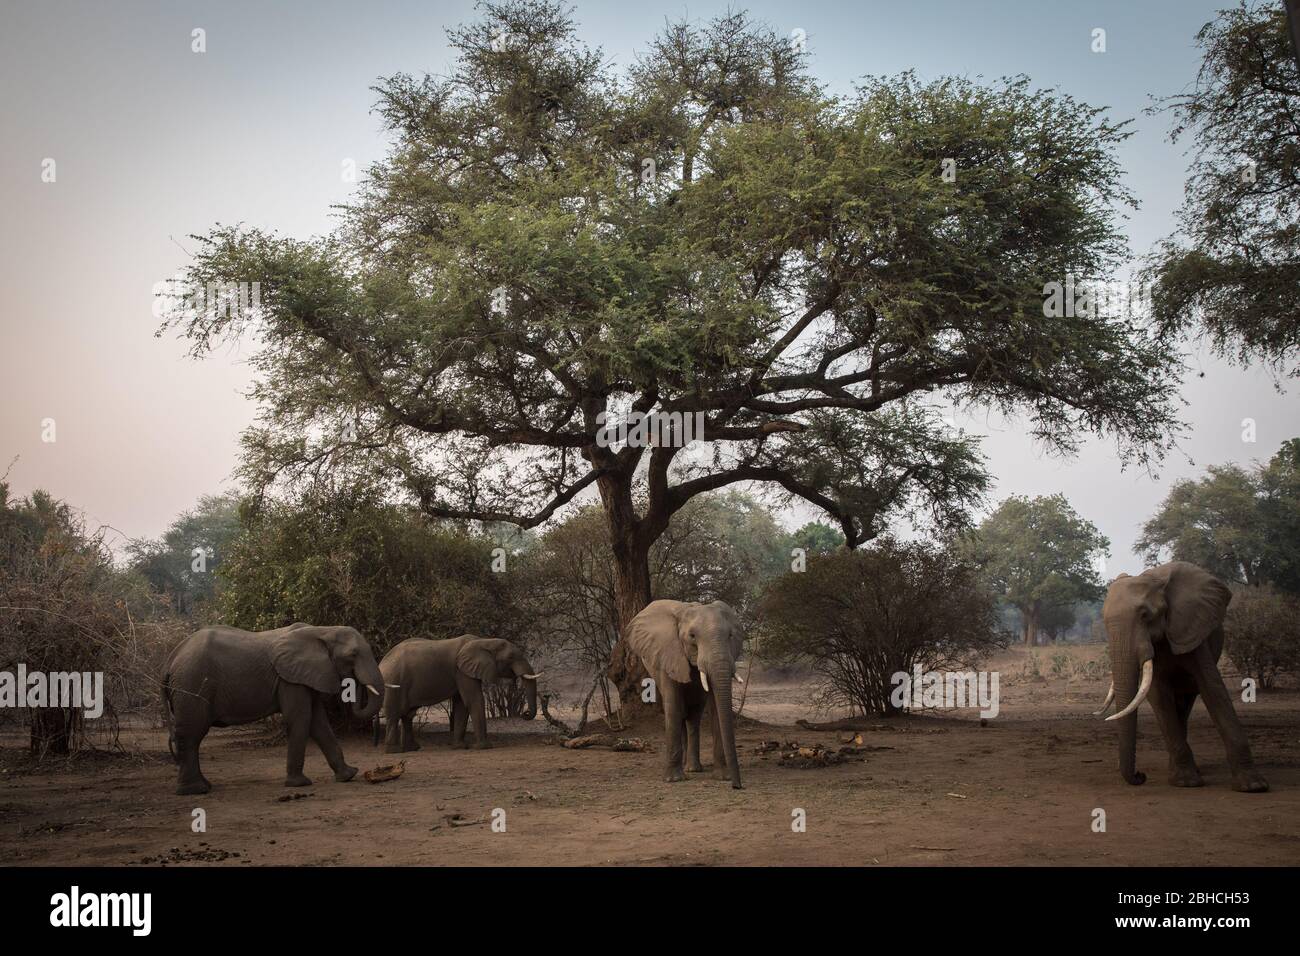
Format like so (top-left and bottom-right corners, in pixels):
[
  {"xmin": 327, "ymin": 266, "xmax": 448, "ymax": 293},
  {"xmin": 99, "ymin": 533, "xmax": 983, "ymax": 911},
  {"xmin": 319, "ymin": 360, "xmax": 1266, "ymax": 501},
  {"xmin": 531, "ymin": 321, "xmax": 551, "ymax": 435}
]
[
  {"xmin": 161, "ymin": 622, "xmax": 385, "ymax": 794},
  {"xmin": 1100, "ymin": 562, "xmax": 1268, "ymax": 792}
]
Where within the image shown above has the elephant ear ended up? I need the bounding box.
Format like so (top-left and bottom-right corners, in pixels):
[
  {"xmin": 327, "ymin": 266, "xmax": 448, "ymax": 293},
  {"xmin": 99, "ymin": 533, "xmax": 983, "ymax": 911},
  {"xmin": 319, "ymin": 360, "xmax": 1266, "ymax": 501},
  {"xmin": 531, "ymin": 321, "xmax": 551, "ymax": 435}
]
[
  {"xmin": 624, "ymin": 602, "xmax": 691, "ymax": 683},
  {"xmin": 456, "ymin": 639, "xmax": 501, "ymax": 682},
  {"xmin": 268, "ymin": 626, "xmax": 340, "ymax": 695},
  {"xmin": 1156, "ymin": 562, "xmax": 1232, "ymax": 655}
]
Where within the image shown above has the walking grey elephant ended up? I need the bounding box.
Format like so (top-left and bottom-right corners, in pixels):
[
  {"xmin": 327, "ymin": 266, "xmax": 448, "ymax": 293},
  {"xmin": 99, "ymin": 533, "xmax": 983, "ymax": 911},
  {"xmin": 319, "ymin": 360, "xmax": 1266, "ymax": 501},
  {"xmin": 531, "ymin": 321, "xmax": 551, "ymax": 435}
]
[
  {"xmin": 624, "ymin": 599, "xmax": 744, "ymax": 789},
  {"xmin": 1096, "ymin": 561, "xmax": 1268, "ymax": 792},
  {"xmin": 376, "ymin": 636, "xmax": 540, "ymax": 752},
  {"xmin": 162, "ymin": 623, "xmax": 384, "ymax": 795}
]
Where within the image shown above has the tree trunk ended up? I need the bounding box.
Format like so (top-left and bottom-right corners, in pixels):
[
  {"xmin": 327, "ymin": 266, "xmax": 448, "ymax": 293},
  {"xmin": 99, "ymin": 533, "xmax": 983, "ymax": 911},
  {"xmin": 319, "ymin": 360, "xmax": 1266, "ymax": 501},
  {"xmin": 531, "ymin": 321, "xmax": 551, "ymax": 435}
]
[
  {"xmin": 30, "ymin": 707, "xmax": 78, "ymax": 757},
  {"xmin": 597, "ymin": 469, "xmax": 656, "ymax": 715},
  {"xmin": 606, "ymin": 538, "xmax": 654, "ymax": 714},
  {"xmin": 1022, "ymin": 605, "xmax": 1039, "ymax": 646}
]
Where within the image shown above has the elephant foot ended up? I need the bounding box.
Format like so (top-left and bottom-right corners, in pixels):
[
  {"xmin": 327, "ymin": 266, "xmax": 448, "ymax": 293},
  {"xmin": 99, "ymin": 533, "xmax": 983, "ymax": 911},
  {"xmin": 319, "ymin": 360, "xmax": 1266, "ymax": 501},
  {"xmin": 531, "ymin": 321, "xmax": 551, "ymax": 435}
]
[
  {"xmin": 1122, "ymin": 770, "xmax": 1147, "ymax": 786},
  {"xmin": 334, "ymin": 764, "xmax": 358, "ymax": 783},
  {"xmin": 710, "ymin": 765, "xmax": 731, "ymax": 781},
  {"xmin": 686, "ymin": 762, "xmax": 705, "ymax": 773},
  {"xmin": 402, "ymin": 741, "xmax": 421, "ymax": 752},
  {"xmin": 730, "ymin": 779, "xmax": 743, "ymax": 790},
  {"xmin": 1169, "ymin": 766, "xmax": 1204, "ymax": 788},
  {"xmin": 474, "ymin": 741, "xmax": 492, "ymax": 750},
  {"xmin": 284, "ymin": 773, "xmax": 313, "ymax": 788},
  {"xmin": 451, "ymin": 739, "xmax": 468, "ymax": 749},
  {"xmin": 176, "ymin": 779, "xmax": 211, "ymax": 796},
  {"xmin": 664, "ymin": 767, "xmax": 686, "ymax": 783},
  {"xmin": 1231, "ymin": 770, "xmax": 1269, "ymax": 793},
  {"xmin": 383, "ymin": 743, "xmax": 405, "ymax": 754}
]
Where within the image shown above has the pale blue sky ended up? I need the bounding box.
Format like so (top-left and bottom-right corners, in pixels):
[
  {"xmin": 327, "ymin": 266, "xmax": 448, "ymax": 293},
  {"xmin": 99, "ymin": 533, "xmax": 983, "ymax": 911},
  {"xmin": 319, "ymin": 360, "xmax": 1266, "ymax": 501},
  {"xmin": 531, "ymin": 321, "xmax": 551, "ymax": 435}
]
[{"xmin": 1, "ymin": 0, "xmax": 1294, "ymax": 572}]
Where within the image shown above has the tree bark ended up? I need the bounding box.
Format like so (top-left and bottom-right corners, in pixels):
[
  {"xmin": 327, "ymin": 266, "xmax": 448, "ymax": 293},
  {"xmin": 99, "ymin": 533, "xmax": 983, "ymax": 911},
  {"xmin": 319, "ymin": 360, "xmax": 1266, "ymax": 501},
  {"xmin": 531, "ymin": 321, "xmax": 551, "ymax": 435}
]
[
  {"xmin": 596, "ymin": 468, "xmax": 657, "ymax": 715},
  {"xmin": 1022, "ymin": 604, "xmax": 1040, "ymax": 646}
]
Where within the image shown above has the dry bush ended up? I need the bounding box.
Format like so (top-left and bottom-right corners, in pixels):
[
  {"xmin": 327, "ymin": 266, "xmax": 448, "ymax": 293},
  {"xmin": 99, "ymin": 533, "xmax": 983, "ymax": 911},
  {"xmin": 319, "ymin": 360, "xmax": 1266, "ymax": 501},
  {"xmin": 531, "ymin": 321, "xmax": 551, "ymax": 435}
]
[
  {"xmin": 760, "ymin": 538, "xmax": 1007, "ymax": 716},
  {"xmin": 0, "ymin": 484, "xmax": 182, "ymax": 758},
  {"xmin": 1226, "ymin": 584, "xmax": 1300, "ymax": 689}
]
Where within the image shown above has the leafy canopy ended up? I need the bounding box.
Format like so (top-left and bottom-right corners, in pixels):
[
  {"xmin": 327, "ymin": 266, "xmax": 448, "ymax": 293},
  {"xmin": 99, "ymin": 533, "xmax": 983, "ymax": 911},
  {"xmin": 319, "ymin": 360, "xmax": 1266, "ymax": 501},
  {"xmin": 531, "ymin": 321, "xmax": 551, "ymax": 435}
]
[
  {"xmin": 1146, "ymin": 2, "xmax": 1300, "ymax": 376},
  {"xmin": 165, "ymin": 1, "xmax": 1182, "ymax": 556}
]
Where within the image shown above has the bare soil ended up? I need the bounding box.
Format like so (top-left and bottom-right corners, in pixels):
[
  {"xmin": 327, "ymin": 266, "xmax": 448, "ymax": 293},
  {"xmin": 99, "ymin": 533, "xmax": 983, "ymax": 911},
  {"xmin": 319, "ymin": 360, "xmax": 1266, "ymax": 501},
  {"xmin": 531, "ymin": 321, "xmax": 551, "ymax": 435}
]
[{"xmin": 2, "ymin": 646, "xmax": 1297, "ymax": 866}]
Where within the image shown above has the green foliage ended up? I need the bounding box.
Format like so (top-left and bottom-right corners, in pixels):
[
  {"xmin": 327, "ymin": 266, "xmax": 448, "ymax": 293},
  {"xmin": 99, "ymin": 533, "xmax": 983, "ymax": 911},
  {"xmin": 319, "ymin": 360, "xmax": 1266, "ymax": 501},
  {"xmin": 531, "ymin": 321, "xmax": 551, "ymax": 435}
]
[
  {"xmin": 1137, "ymin": 439, "xmax": 1300, "ymax": 594},
  {"xmin": 651, "ymin": 492, "xmax": 790, "ymax": 609},
  {"xmin": 1146, "ymin": 2, "xmax": 1300, "ymax": 375},
  {"xmin": 215, "ymin": 486, "xmax": 515, "ymax": 659},
  {"xmin": 964, "ymin": 494, "xmax": 1108, "ymax": 644},
  {"xmin": 1259, "ymin": 438, "xmax": 1300, "ymax": 594},
  {"xmin": 783, "ymin": 520, "xmax": 845, "ymax": 559},
  {"xmin": 758, "ymin": 538, "xmax": 1005, "ymax": 716},
  {"xmin": 1225, "ymin": 584, "xmax": 1300, "ymax": 689},
  {"xmin": 126, "ymin": 492, "xmax": 243, "ymax": 619}
]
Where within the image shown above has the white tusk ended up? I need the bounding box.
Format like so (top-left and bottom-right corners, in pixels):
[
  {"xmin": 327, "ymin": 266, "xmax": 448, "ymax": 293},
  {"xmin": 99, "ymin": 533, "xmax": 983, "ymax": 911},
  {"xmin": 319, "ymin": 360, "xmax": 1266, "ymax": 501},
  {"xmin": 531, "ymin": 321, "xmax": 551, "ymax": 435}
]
[
  {"xmin": 1105, "ymin": 661, "xmax": 1153, "ymax": 722},
  {"xmin": 733, "ymin": 674, "xmax": 745, "ymax": 684},
  {"xmin": 1093, "ymin": 683, "xmax": 1115, "ymax": 716},
  {"xmin": 522, "ymin": 672, "xmax": 543, "ymax": 680},
  {"xmin": 365, "ymin": 684, "xmax": 381, "ymax": 696},
  {"xmin": 699, "ymin": 671, "xmax": 710, "ymax": 692},
  {"xmin": 385, "ymin": 683, "xmax": 401, "ymax": 689}
]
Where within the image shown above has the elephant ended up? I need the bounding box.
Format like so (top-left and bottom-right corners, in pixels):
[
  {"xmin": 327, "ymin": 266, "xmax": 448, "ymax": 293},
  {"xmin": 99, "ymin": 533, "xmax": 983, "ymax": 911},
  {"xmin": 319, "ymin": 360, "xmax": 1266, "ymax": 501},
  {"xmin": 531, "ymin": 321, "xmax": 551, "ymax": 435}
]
[
  {"xmin": 375, "ymin": 635, "xmax": 541, "ymax": 753},
  {"xmin": 162, "ymin": 622, "xmax": 384, "ymax": 795},
  {"xmin": 624, "ymin": 599, "xmax": 744, "ymax": 789},
  {"xmin": 1096, "ymin": 561, "xmax": 1268, "ymax": 792}
]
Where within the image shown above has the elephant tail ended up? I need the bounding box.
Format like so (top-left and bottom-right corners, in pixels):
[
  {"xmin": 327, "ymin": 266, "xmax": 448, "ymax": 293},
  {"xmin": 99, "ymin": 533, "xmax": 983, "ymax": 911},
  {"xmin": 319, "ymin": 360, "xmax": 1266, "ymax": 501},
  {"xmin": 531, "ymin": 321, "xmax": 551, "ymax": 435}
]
[{"xmin": 161, "ymin": 673, "xmax": 176, "ymax": 761}]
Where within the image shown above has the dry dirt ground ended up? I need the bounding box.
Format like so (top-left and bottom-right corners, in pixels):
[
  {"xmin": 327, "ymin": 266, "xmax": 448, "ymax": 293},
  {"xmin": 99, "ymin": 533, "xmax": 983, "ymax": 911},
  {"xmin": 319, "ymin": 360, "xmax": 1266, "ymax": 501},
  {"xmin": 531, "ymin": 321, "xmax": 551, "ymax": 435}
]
[{"xmin": 2, "ymin": 645, "xmax": 1297, "ymax": 866}]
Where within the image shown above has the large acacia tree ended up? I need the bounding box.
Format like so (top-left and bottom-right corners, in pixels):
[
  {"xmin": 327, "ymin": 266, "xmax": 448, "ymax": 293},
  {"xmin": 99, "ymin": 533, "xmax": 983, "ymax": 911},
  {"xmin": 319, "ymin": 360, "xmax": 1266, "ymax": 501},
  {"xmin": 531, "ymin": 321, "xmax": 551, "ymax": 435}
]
[{"xmin": 167, "ymin": 2, "xmax": 1182, "ymax": 700}]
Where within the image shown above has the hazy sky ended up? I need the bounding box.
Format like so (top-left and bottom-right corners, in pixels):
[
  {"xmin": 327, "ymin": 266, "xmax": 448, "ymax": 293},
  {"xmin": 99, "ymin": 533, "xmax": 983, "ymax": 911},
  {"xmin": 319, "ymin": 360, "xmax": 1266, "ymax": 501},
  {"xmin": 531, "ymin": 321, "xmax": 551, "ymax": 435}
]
[{"xmin": 1, "ymin": 0, "xmax": 1295, "ymax": 574}]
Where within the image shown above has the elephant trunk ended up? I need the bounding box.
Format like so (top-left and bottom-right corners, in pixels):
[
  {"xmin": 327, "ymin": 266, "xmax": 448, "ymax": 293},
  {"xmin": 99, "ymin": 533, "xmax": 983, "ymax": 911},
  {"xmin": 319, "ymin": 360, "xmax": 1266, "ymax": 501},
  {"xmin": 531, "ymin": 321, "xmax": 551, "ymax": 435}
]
[
  {"xmin": 1108, "ymin": 622, "xmax": 1152, "ymax": 786},
  {"xmin": 351, "ymin": 660, "xmax": 385, "ymax": 721},
  {"xmin": 522, "ymin": 678, "xmax": 538, "ymax": 721},
  {"xmin": 711, "ymin": 669, "xmax": 742, "ymax": 789}
]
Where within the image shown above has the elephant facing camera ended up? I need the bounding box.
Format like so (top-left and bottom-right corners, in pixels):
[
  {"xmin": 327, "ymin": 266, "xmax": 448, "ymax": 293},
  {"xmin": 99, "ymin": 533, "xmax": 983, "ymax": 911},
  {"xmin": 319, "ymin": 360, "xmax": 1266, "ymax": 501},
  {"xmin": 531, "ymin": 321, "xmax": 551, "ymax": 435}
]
[
  {"xmin": 625, "ymin": 599, "xmax": 745, "ymax": 790},
  {"xmin": 1098, "ymin": 562, "xmax": 1269, "ymax": 793}
]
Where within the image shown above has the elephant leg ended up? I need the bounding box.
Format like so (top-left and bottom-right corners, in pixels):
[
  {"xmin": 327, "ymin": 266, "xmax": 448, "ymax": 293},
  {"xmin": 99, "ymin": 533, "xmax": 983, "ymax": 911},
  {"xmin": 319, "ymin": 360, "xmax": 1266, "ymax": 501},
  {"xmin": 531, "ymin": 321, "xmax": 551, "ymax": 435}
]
[
  {"xmin": 708, "ymin": 694, "xmax": 730, "ymax": 780},
  {"xmin": 278, "ymin": 683, "xmax": 314, "ymax": 787},
  {"xmin": 400, "ymin": 712, "xmax": 419, "ymax": 752},
  {"xmin": 383, "ymin": 705, "xmax": 405, "ymax": 754},
  {"xmin": 173, "ymin": 727, "xmax": 211, "ymax": 795},
  {"xmin": 661, "ymin": 680, "xmax": 687, "ymax": 783},
  {"xmin": 469, "ymin": 684, "xmax": 491, "ymax": 749},
  {"xmin": 1148, "ymin": 680, "xmax": 1201, "ymax": 787},
  {"xmin": 170, "ymin": 681, "xmax": 213, "ymax": 795},
  {"xmin": 310, "ymin": 697, "xmax": 358, "ymax": 783},
  {"xmin": 451, "ymin": 696, "xmax": 470, "ymax": 748},
  {"xmin": 685, "ymin": 705, "xmax": 704, "ymax": 773},
  {"xmin": 1190, "ymin": 644, "xmax": 1268, "ymax": 792}
]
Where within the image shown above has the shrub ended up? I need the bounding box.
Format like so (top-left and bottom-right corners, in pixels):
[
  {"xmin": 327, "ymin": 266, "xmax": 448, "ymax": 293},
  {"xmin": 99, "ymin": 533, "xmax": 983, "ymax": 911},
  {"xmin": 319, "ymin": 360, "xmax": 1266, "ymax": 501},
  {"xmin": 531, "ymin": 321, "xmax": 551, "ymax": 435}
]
[
  {"xmin": 0, "ymin": 484, "xmax": 179, "ymax": 756},
  {"xmin": 759, "ymin": 538, "xmax": 1006, "ymax": 716},
  {"xmin": 1225, "ymin": 585, "xmax": 1300, "ymax": 689},
  {"xmin": 216, "ymin": 486, "xmax": 518, "ymax": 660}
]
